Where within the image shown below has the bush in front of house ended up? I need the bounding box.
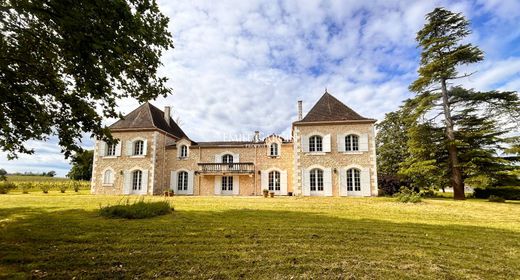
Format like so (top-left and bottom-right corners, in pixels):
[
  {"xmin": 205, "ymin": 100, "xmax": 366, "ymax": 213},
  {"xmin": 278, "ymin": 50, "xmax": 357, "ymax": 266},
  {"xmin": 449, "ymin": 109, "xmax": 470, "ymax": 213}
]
[
  {"xmin": 0, "ymin": 181, "xmax": 16, "ymax": 194},
  {"xmin": 378, "ymin": 175, "xmax": 411, "ymax": 196},
  {"xmin": 488, "ymin": 195, "xmax": 506, "ymax": 203},
  {"xmin": 474, "ymin": 186, "xmax": 520, "ymax": 200},
  {"xmin": 395, "ymin": 187, "xmax": 422, "ymax": 203},
  {"xmin": 100, "ymin": 198, "xmax": 173, "ymax": 219}
]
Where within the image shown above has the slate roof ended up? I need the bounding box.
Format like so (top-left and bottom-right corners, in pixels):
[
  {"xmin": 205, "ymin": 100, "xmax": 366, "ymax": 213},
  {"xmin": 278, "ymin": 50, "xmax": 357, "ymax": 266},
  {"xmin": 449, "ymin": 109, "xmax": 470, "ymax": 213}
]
[
  {"xmin": 109, "ymin": 103, "xmax": 187, "ymax": 139},
  {"xmin": 296, "ymin": 91, "xmax": 375, "ymax": 123}
]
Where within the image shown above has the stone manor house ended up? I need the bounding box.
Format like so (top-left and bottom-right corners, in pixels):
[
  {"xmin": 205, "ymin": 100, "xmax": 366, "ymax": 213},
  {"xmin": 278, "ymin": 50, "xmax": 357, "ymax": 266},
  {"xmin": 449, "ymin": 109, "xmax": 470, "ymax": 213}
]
[{"xmin": 91, "ymin": 91, "xmax": 378, "ymax": 196}]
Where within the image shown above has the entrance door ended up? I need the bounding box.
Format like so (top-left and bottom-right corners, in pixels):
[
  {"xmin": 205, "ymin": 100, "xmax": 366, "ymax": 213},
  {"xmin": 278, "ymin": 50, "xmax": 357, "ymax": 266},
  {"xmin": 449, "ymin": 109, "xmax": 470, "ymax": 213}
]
[
  {"xmin": 346, "ymin": 168, "xmax": 362, "ymax": 196},
  {"xmin": 309, "ymin": 168, "xmax": 324, "ymax": 196},
  {"xmin": 221, "ymin": 176, "xmax": 234, "ymax": 195}
]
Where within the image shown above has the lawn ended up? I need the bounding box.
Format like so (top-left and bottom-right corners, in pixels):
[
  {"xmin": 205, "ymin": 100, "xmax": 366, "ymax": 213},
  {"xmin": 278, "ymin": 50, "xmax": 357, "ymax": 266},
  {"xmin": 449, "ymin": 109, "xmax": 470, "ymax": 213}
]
[{"xmin": 1, "ymin": 194, "xmax": 519, "ymax": 279}]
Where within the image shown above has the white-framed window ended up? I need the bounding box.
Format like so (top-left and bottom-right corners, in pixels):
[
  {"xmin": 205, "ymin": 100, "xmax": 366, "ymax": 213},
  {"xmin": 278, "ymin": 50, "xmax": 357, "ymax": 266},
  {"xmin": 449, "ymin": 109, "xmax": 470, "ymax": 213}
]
[
  {"xmin": 347, "ymin": 168, "xmax": 361, "ymax": 191},
  {"xmin": 222, "ymin": 154, "xmax": 233, "ymax": 163},
  {"xmin": 270, "ymin": 143, "xmax": 279, "ymax": 156},
  {"xmin": 309, "ymin": 135, "xmax": 323, "ymax": 152},
  {"xmin": 132, "ymin": 170, "xmax": 143, "ymax": 191},
  {"xmin": 133, "ymin": 140, "xmax": 144, "ymax": 155},
  {"xmin": 106, "ymin": 143, "xmax": 116, "ymax": 156},
  {"xmin": 310, "ymin": 168, "xmax": 324, "ymax": 191},
  {"xmin": 345, "ymin": 135, "xmax": 359, "ymax": 151},
  {"xmin": 222, "ymin": 176, "xmax": 233, "ymax": 191},
  {"xmin": 268, "ymin": 171, "xmax": 281, "ymax": 191},
  {"xmin": 103, "ymin": 170, "xmax": 113, "ymax": 184},
  {"xmin": 177, "ymin": 171, "xmax": 188, "ymax": 191},
  {"xmin": 180, "ymin": 145, "xmax": 188, "ymax": 158}
]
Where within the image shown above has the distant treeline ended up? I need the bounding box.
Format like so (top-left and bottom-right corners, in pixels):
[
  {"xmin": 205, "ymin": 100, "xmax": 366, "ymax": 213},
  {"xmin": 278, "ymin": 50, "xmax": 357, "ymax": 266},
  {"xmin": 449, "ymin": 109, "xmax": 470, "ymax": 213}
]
[{"xmin": 6, "ymin": 171, "xmax": 56, "ymax": 177}]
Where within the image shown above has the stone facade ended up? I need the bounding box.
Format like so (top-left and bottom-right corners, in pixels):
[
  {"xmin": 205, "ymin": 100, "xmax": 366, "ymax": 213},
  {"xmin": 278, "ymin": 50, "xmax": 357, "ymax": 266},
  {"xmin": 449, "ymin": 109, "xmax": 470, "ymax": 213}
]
[{"xmin": 91, "ymin": 92, "xmax": 378, "ymax": 197}]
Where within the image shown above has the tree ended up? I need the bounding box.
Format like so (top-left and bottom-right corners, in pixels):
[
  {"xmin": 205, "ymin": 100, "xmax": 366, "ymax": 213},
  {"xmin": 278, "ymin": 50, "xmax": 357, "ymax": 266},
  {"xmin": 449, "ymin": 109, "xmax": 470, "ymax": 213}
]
[
  {"xmin": 1, "ymin": 0, "xmax": 173, "ymax": 159},
  {"xmin": 45, "ymin": 171, "xmax": 56, "ymax": 177},
  {"xmin": 67, "ymin": 150, "xmax": 93, "ymax": 181},
  {"xmin": 0, "ymin": 168, "xmax": 7, "ymax": 181},
  {"xmin": 410, "ymin": 7, "xmax": 484, "ymax": 199},
  {"xmin": 376, "ymin": 110, "xmax": 410, "ymax": 176}
]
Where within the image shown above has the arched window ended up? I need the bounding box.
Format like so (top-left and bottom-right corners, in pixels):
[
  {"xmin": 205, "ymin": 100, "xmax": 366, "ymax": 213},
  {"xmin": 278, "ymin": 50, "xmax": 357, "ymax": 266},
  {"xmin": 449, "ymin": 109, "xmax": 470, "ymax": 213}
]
[
  {"xmin": 309, "ymin": 135, "xmax": 323, "ymax": 152},
  {"xmin": 346, "ymin": 168, "xmax": 361, "ymax": 191},
  {"xmin": 268, "ymin": 171, "xmax": 281, "ymax": 191},
  {"xmin": 180, "ymin": 145, "xmax": 188, "ymax": 158},
  {"xmin": 103, "ymin": 170, "xmax": 113, "ymax": 184},
  {"xmin": 222, "ymin": 154, "xmax": 233, "ymax": 163},
  {"xmin": 177, "ymin": 171, "xmax": 188, "ymax": 191},
  {"xmin": 345, "ymin": 135, "xmax": 359, "ymax": 151},
  {"xmin": 106, "ymin": 143, "xmax": 116, "ymax": 156},
  {"xmin": 309, "ymin": 168, "xmax": 324, "ymax": 191},
  {"xmin": 133, "ymin": 140, "xmax": 144, "ymax": 155},
  {"xmin": 132, "ymin": 170, "xmax": 143, "ymax": 191},
  {"xmin": 270, "ymin": 143, "xmax": 279, "ymax": 156}
]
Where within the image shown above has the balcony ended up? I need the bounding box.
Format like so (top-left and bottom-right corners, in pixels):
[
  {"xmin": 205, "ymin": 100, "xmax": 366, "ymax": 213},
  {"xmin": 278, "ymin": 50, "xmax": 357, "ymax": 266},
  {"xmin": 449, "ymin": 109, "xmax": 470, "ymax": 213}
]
[{"xmin": 197, "ymin": 162, "xmax": 255, "ymax": 175}]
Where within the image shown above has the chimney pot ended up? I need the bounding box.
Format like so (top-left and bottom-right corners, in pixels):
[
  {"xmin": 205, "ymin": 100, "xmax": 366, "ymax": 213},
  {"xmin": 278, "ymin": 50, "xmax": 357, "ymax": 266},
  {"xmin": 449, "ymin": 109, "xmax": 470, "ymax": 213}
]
[
  {"xmin": 297, "ymin": 100, "xmax": 303, "ymax": 121},
  {"xmin": 164, "ymin": 106, "xmax": 171, "ymax": 126}
]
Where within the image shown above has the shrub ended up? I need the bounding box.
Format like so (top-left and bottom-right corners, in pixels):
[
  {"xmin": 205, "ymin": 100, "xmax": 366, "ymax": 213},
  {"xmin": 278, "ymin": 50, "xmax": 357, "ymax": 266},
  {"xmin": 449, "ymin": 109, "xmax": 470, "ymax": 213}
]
[
  {"xmin": 59, "ymin": 183, "xmax": 67, "ymax": 193},
  {"xmin": 488, "ymin": 195, "xmax": 505, "ymax": 203},
  {"xmin": 0, "ymin": 182, "xmax": 16, "ymax": 194},
  {"xmin": 378, "ymin": 175, "xmax": 411, "ymax": 196},
  {"xmin": 100, "ymin": 199, "xmax": 173, "ymax": 219},
  {"xmin": 474, "ymin": 186, "xmax": 520, "ymax": 200},
  {"xmin": 39, "ymin": 183, "xmax": 50, "ymax": 194},
  {"xmin": 395, "ymin": 187, "xmax": 422, "ymax": 203},
  {"xmin": 72, "ymin": 181, "xmax": 81, "ymax": 192},
  {"xmin": 20, "ymin": 182, "xmax": 32, "ymax": 194}
]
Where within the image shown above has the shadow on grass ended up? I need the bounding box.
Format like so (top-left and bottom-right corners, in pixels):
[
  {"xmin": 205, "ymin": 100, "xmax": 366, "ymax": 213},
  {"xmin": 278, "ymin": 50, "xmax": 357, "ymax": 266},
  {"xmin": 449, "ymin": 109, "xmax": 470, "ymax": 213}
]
[{"xmin": 0, "ymin": 207, "xmax": 519, "ymax": 279}]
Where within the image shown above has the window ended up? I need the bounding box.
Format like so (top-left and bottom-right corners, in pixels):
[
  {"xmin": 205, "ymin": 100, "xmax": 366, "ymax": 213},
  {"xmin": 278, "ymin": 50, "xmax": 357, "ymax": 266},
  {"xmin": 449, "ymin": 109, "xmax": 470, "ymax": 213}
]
[
  {"xmin": 309, "ymin": 135, "xmax": 323, "ymax": 152},
  {"xmin": 222, "ymin": 154, "xmax": 233, "ymax": 163},
  {"xmin": 268, "ymin": 171, "xmax": 281, "ymax": 191},
  {"xmin": 221, "ymin": 176, "xmax": 233, "ymax": 191},
  {"xmin": 177, "ymin": 171, "xmax": 188, "ymax": 191},
  {"xmin": 345, "ymin": 135, "xmax": 359, "ymax": 151},
  {"xmin": 132, "ymin": 170, "xmax": 142, "ymax": 191},
  {"xmin": 106, "ymin": 143, "xmax": 116, "ymax": 156},
  {"xmin": 309, "ymin": 168, "xmax": 324, "ymax": 191},
  {"xmin": 133, "ymin": 140, "xmax": 144, "ymax": 155},
  {"xmin": 180, "ymin": 145, "xmax": 188, "ymax": 158},
  {"xmin": 347, "ymin": 169, "xmax": 361, "ymax": 191},
  {"xmin": 270, "ymin": 143, "xmax": 279, "ymax": 156},
  {"xmin": 103, "ymin": 170, "xmax": 113, "ymax": 184}
]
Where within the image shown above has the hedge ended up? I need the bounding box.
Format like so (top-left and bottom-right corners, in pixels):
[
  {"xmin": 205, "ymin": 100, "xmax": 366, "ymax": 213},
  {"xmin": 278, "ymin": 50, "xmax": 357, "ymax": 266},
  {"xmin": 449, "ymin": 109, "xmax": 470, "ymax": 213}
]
[{"xmin": 473, "ymin": 186, "xmax": 520, "ymax": 200}]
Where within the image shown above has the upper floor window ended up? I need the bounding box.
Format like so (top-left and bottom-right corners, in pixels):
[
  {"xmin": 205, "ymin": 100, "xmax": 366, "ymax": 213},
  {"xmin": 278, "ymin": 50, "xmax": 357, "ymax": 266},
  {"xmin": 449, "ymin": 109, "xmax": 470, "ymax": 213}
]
[
  {"xmin": 106, "ymin": 143, "xmax": 116, "ymax": 156},
  {"xmin": 309, "ymin": 135, "xmax": 323, "ymax": 152},
  {"xmin": 222, "ymin": 154, "xmax": 233, "ymax": 163},
  {"xmin": 268, "ymin": 171, "xmax": 281, "ymax": 191},
  {"xmin": 180, "ymin": 145, "xmax": 188, "ymax": 158},
  {"xmin": 310, "ymin": 168, "xmax": 324, "ymax": 191},
  {"xmin": 132, "ymin": 170, "xmax": 143, "ymax": 191},
  {"xmin": 177, "ymin": 171, "xmax": 188, "ymax": 191},
  {"xmin": 346, "ymin": 168, "xmax": 361, "ymax": 191},
  {"xmin": 345, "ymin": 135, "xmax": 359, "ymax": 151},
  {"xmin": 133, "ymin": 140, "xmax": 144, "ymax": 155},
  {"xmin": 103, "ymin": 170, "xmax": 113, "ymax": 184},
  {"xmin": 270, "ymin": 143, "xmax": 279, "ymax": 156}
]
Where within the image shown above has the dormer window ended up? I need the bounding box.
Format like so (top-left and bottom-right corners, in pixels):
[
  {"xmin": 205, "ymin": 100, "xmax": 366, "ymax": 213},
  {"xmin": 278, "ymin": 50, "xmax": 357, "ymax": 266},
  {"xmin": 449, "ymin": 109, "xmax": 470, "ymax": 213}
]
[
  {"xmin": 270, "ymin": 143, "xmax": 279, "ymax": 156},
  {"xmin": 345, "ymin": 135, "xmax": 359, "ymax": 151},
  {"xmin": 222, "ymin": 154, "xmax": 233, "ymax": 163},
  {"xmin": 180, "ymin": 145, "xmax": 188, "ymax": 158},
  {"xmin": 133, "ymin": 140, "xmax": 144, "ymax": 155},
  {"xmin": 309, "ymin": 135, "xmax": 323, "ymax": 152},
  {"xmin": 106, "ymin": 143, "xmax": 116, "ymax": 156}
]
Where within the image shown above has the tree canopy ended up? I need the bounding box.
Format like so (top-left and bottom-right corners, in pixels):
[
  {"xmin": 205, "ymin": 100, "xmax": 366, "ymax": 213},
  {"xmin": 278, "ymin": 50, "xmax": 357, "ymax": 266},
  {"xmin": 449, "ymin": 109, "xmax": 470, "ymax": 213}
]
[
  {"xmin": 0, "ymin": 0, "xmax": 173, "ymax": 159},
  {"xmin": 67, "ymin": 149, "xmax": 93, "ymax": 181}
]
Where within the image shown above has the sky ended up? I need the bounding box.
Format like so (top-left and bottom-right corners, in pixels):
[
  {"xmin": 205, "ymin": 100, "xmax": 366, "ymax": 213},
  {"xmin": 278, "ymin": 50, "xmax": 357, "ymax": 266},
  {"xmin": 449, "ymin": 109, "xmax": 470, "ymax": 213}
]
[{"xmin": 1, "ymin": 0, "xmax": 520, "ymax": 177}]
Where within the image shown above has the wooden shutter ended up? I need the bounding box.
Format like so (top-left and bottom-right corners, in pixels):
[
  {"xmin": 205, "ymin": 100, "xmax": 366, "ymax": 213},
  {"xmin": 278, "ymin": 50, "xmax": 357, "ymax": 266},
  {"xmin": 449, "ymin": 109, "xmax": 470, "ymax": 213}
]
[
  {"xmin": 98, "ymin": 141, "xmax": 106, "ymax": 157},
  {"xmin": 302, "ymin": 169, "xmax": 310, "ymax": 196},
  {"xmin": 214, "ymin": 176, "xmax": 221, "ymax": 195},
  {"xmin": 170, "ymin": 171, "xmax": 177, "ymax": 191},
  {"xmin": 261, "ymin": 170, "xmax": 268, "ymax": 190},
  {"xmin": 323, "ymin": 134, "xmax": 331, "ymax": 152},
  {"xmin": 301, "ymin": 135, "xmax": 309, "ymax": 152},
  {"xmin": 187, "ymin": 171, "xmax": 195, "ymax": 195},
  {"xmin": 280, "ymin": 170, "xmax": 288, "ymax": 195},
  {"xmin": 126, "ymin": 140, "xmax": 133, "ymax": 156},
  {"xmin": 141, "ymin": 170, "xmax": 149, "ymax": 195},
  {"xmin": 143, "ymin": 140, "xmax": 148, "ymax": 156},
  {"xmin": 234, "ymin": 153, "xmax": 240, "ymax": 162},
  {"xmin": 324, "ymin": 168, "xmax": 332, "ymax": 196},
  {"xmin": 337, "ymin": 134, "xmax": 345, "ymax": 152},
  {"xmin": 123, "ymin": 171, "xmax": 131, "ymax": 194},
  {"xmin": 214, "ymin": 154, "xmax": 221, "ymax": 163},
  {"xmin": 360, "ymin": 133, "xmax": 369, "ymax": 152},
  {"xmin": 115, "ymin": 142, "xmax": 122, "ymax": 157},
  {"xmin": 361, "ymin": 168, "xmax": 371, "ymax": 196},
  {"xmin": 232, "ymin": 176, "xmax": 240, "ymax": 195},
  {"xmin": 339, "ymin": 167, "xmax": 347, "ymax": 196}
]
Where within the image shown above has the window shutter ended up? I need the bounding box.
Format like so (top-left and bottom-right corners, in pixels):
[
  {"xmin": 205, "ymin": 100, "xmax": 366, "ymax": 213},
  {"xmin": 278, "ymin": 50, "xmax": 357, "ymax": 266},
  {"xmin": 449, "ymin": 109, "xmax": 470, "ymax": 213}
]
[
  {"xmin": 261, "ymin": 170, "xmax": 268, "ymax": 190},
  {"xmin": 232, "ymin": 176, "xmax": 240, "ymax": 195},
  {"xmin": 280, "ymin": 170, "xmax": 288, "ymax": 195},
  {"xmin": 98, "ymin": 141, "xmax": 106, "ymax": 157},
  {"xmin": 143, "ymin": 140, "xmax": 148, "ymax": 156},
  {"xmin": 141, "ymin": 170, "xmax": 149, "ymax": 195},
  {"xmin": 339, "ymin": 168, "xmax": 347, "ymax": 196},
  {"xmin": 337, "ymin": 134, "xmax": 345, "ymax": 152},
  {"xmin": 115, "ymin": 142, "xmax": 122, "ymax": 157},
  {"xmin": 324, "ymin": 168, "xmax": 333, "ymax": 196},
  {"xmin": 123, "ymin": 171, "xmax": 131, "ymax": 194},
  {"xmin": 214, "ymin": 154, "xmax": 221, "ymax": 163},
  {"xmin": 303, "ymin": 169, "xmax": 310, "ymax": 196},
  {"xmin": 361, "ymin": 168, "xmax": 371, "ymax": 196},
  {"xmin": 187, "ymin": 171, "xmax": 194, "ymax": 195},
  {"xmin": 323, "ymin": 134, "xmax": 331, "ymax": 152},
  {"xmin": 234, "ymin": 153, "xmax": 240, "ymax": 162},
  {"xmin": 360, "ymin": 134, "xmax": 369, "ymax": 152},
  {"xmin": 301, "ymin": 135, "xmax": 309, "ymax": 153},
  {"xmin": 170, "ymin": 171, "xmax": 177, "ymax": 191},
  {"xmin": 214, "ymin": 176, "xmax": 221, "ymax": 195},
  {"xmin": 126, "ymin": 141, "xmax": 133, "ymax": 156}
]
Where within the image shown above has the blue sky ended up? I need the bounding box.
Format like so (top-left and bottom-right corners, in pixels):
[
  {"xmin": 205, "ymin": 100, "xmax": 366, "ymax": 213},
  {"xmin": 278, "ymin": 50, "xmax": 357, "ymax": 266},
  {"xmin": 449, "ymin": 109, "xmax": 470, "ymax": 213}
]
[{"xmin": 1, "ymin": 0, "xmax": 519, "ymax": 177}]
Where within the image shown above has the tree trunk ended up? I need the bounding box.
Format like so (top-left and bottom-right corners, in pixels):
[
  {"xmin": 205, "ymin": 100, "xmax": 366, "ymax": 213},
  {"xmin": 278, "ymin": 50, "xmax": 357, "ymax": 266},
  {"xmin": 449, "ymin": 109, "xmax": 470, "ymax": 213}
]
[{"xmin": 440, "ymin": 79, "xmax": 465, "ymax": 200}]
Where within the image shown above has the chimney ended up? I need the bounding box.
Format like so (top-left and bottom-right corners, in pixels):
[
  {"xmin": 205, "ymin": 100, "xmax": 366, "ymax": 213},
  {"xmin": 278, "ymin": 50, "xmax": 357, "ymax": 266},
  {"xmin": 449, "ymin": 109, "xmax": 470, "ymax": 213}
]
[
  {"xmin": 164, "ymin": 106, "xmax": 171, "ymax": 126},
  {"xmin": 254, "ymin": 131, "xmax": 260, "ymax": 142},
  {"xmin": 297, "ymin": 100, "xmax": 303, "ymax": 121}
]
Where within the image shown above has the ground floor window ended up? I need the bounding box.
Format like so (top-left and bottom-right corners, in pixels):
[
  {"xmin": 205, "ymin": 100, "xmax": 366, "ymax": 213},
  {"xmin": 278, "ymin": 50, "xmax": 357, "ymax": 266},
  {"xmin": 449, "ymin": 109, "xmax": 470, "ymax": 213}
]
[
  {"xmin": 347, "ymin": 169, "xmax": 361, "ymax": 191},
  {"xmin": 103, "ymin": 170, "xmax": 113, "ymax": 184},
  {"xmin": 310, "ymin": 168, "xmax": 323, "ymax": 191},
  {"xmin": 222, "ymin": 176, "xmax": 233, "ymax": 191},
  {"xmin": 177, "ymin": 171, "xmax": 188, "ymax": 191},
  {"xmin": 132, "ymin": 170, "xmax": 142, "ymax": 190},
  {"xmin": 268, "ymin": 171, "xmax": 281, "ymax": 191}
]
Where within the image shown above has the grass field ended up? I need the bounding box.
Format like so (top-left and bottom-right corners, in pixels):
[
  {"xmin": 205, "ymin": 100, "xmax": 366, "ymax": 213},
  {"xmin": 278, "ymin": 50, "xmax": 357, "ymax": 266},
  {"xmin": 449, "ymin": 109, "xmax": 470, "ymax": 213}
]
[{"xmin": 1, "ymin": 194, "xmax": 519, "ymax": 279}]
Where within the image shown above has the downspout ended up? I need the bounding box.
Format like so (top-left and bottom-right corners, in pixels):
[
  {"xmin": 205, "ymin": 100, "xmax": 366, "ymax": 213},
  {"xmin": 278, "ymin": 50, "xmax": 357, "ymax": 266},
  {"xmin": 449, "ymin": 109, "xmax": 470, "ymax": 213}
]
[{"xmin": 198, "ymin": 146, "xmax": 201, "ymax": 196}]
